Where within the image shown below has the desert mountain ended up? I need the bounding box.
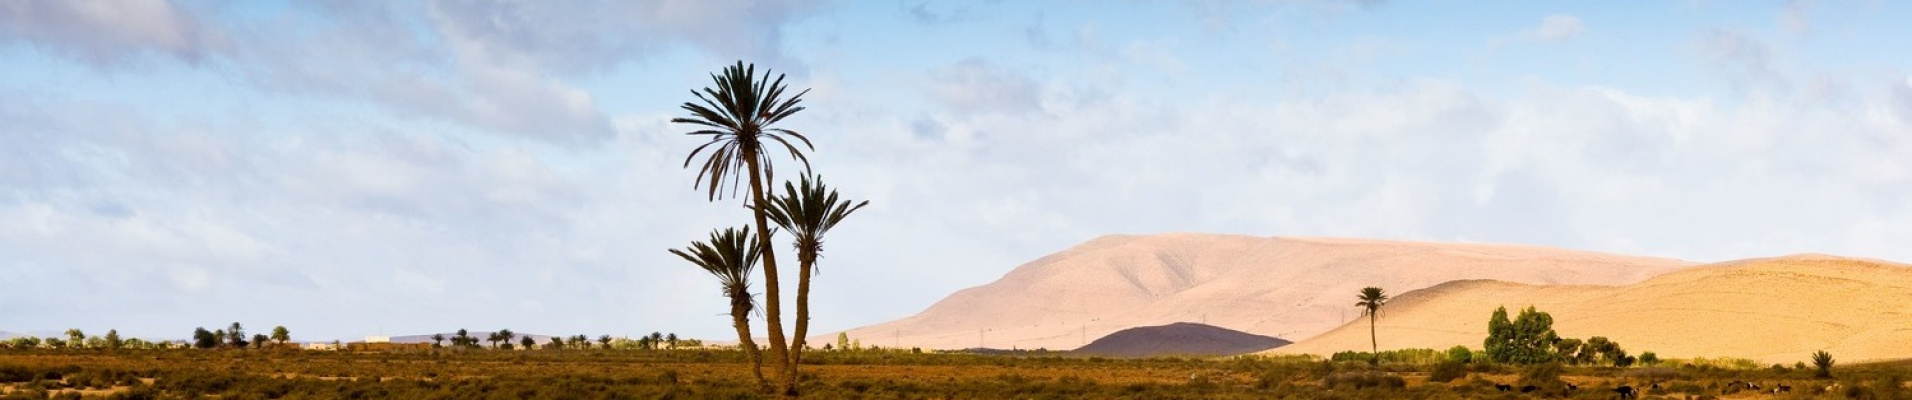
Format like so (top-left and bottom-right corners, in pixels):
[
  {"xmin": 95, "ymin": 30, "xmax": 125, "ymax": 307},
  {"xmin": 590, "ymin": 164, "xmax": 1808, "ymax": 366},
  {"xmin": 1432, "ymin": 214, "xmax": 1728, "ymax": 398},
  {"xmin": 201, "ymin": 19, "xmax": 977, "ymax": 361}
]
[
  {"xmin": 1269, "ymin": 255, "xmax": 1912, "ymax": 364},
  {"xmin": 826, "ymin": 233, "xmax": 1693, "ymax": 351},
  {"xmin": 1073, "ymin": 322, "xmax": 1290, "ymax": 358}
]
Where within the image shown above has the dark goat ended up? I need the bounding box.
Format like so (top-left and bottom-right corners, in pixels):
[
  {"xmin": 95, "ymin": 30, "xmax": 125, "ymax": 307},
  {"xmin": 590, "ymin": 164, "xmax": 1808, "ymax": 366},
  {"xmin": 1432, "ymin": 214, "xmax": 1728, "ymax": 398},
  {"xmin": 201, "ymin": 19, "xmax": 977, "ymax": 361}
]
[
  {"xmin": 1495, "ymin": 384, "xmax": 1512, "ymax": 392},
  {"xmin": 1614, "ymin": 385, "xmax": 1637, "ymax": 400}
]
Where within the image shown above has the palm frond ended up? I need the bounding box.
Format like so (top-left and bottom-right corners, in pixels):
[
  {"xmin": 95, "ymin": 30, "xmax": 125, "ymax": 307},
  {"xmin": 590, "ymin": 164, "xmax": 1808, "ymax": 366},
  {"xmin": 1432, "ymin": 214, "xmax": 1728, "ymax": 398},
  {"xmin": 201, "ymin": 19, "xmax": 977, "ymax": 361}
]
[{"xmin": 672, "ymin": 61, "xmax": 815, "ymax": 202}]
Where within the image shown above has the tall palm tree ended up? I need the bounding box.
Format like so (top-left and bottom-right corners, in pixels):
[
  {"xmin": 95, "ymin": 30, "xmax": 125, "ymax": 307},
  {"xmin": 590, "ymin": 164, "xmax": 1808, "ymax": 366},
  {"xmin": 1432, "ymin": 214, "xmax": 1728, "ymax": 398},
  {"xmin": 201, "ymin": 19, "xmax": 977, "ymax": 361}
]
[
  {"xmin": 763, "ymin": 174, "xmax": 868, "ymax": 369},
  {"xmin": 498, "ymin": 329, "xmax": 515, "ymax": 349},
  {"xmin": 672, "ymin": 60, "xmax": 812, "ymax": 390},
  {"xmin": 671, "ymin": 226, "xmax": 768, "ymax": 386},
  {"xmin": 1356, "ymin": 287, "xmax": 1389, "ymax": 362}
]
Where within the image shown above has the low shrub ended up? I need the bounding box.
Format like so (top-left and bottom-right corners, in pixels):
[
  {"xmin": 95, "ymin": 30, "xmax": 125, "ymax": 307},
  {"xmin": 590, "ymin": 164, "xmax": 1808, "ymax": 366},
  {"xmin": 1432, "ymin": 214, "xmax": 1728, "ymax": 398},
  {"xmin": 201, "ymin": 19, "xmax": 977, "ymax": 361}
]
[{"xmin": 1428, "ymin": 361, "xmax": 1467, "ymax": 383}]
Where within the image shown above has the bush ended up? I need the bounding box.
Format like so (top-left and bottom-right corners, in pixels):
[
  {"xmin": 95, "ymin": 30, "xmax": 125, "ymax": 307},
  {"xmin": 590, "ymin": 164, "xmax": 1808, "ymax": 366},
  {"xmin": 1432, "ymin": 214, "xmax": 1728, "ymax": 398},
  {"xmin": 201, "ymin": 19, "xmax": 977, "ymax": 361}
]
[
  {"xmin": 1428, "ymin": 361, "xmax": 1467, "ymax": 383},
  {"xmin": 1812, "ymin": 350, "xmax": 1835, "ymax": 378},
  {"xmin": 1445, "ymin": 346, "xmax": 1472, "ymax": 364},
  {"xmin": 1322, "ymin": 371, "xmax": 1404, "ymax": 390},
  {"xmin": 1516, "ymin": 363, "xmax": 1564, "ymax": 388}
]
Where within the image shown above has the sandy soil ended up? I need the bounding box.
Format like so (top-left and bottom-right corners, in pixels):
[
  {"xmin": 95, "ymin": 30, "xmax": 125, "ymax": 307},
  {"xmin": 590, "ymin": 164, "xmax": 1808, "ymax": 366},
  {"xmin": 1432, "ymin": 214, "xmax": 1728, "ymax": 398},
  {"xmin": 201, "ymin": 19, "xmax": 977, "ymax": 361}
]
[
  {"xmin": 1269, "ymin": 255, "xmax": 1912, "ymax": 365},
  {"xmin": 825, "ymin": 233, "xmax": 1693, "ymax": 351}
]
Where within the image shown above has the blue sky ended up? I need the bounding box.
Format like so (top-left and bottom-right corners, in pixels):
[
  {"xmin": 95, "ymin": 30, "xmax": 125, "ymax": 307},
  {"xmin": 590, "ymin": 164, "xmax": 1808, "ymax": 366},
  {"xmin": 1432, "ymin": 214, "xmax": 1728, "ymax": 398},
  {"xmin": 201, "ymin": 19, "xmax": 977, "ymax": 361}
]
[{"xmin": 3, "ymin": 0, "xmax": 1910, "ymax": 342}]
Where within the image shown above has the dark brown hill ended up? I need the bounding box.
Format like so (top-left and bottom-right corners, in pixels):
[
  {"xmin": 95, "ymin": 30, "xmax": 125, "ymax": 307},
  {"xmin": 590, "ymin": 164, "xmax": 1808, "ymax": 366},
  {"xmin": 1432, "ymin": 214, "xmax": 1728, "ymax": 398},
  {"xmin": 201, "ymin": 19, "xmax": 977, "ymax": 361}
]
[{"xmin": 1073, "ymin": 322, "xmax": 1290, "ymax": 358}]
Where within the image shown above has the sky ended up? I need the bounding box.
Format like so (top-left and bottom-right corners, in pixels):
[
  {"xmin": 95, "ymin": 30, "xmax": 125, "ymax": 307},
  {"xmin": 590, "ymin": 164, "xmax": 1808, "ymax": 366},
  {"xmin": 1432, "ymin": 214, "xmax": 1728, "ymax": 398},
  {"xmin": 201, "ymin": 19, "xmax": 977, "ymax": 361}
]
[{"xmin": 3, "ymin": 0, "xmax": 1910, "ymax": 342}]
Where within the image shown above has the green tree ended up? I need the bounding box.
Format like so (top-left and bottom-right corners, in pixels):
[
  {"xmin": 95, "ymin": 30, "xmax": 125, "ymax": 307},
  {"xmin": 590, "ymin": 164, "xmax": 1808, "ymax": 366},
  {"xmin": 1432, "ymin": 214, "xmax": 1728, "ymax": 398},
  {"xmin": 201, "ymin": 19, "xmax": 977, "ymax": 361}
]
[
  {"xmin": 1484, "ymin": 306, "xmax": 1560, "ymax": 364},
  {"xmin": 65, "ymin": 329, "xmax": 84, "ymax": 348},
  {"xmin": 1355, "ymin": 287, "xmax": 1389, "ymax": 362},
  {"xmin": 1639, "ymin": 351, "xmax": 1659, "ymax": 366},
  {"xmin": 837, "ymin": 332, "xmax": 849, "ymax": 351},
  {"xmin": 453, "ymin": 329, "xmax": 472, "ymax": 348},
  {"xmin": 548, "ymin": 336, "xmax": 563, "ymax": 350},
  {"xmin": 598, "ymin": 335, "xmax": 612, "ymax": 348},
  {"xmin": 672, "ymin": 61, "xmax": 815, "ymax": 392},
  {"xmin": 1554, "ymin": 338, "xmax": 1583, "ymax": 364},
  {"xmin": 520, "ymin": 336, "xmax": 535, "ymax": 349},
  {"xmin": 104, "ymin": 329, "xmax": 122, "ymax": 350},
  {"xmin": 251, "ymin": 334, "xmax": 269, "ymax": 349},
  {"xmin": 226, "ymin": 322, "xmax": 246, "ymax": 348},
  {"xmin": 666, "ymin": 333, "xmax": 679, "ymax": 349},
  {"xmin": 271, "ymin": 326, "xmax": 290, "ymax": 345},
  {"xmin": 192, "ymin": 328, "xmax": 218, "ymax": 349},
  {"xmin": 499, "ymin": 329, "xmax": 515, "ymax": 349},
  {"xmin": 1445, "ymin": 345, "xmax": 1473, "ymax": 363},
  {"xmin": 672, "ymin": 226, "xmax": 768, "ymax": 386},
  {"xmin": 763, "ymin": 174, "xmax": 869, "ymax": 369},
  {"xmin": 430, "ymin": 333, "xmax": 445, "ymax": 348},
  {"xmin": 1812, "ymin": 350, "xmax": 1835, "ymax": 378}
]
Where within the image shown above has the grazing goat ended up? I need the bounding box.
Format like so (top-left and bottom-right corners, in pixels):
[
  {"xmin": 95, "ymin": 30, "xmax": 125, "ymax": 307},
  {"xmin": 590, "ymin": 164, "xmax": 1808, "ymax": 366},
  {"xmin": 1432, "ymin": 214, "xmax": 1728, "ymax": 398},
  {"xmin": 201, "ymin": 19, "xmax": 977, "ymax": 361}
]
[
  {"xmin": 1565, "ymin": 383, "xmax": 1578, "ymax": 392},
  {"xmin": 1495, "ymin": 383, "xmax": 1512, "ymax": 392},
  {"xmin": 1614, "ymin": 385, "xmax": 1637, "ymax": 400},
  {"xmin": 1773, "ymin": 383, "xmax": 1792, "ymax": 393},
  {"xmin": 1520, "ymin": 385, "xmax": 1539, "ymax": 393}
]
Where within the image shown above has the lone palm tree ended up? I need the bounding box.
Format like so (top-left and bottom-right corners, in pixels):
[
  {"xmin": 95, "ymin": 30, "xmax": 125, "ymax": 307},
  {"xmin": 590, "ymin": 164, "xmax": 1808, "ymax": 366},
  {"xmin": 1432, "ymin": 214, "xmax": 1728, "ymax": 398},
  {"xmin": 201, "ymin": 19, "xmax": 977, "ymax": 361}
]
[
  {"xmin": 498, "ymin": 329, "xmax": 515, "ymax": 350},
  {"xmin": 1356, "ymin": 287, "xmax": 1389, "ymax": 362},
  {"xmin": 672, "ymin": 61, "xmax": 813, "ymax": 392},
  {"xmin": 763, "ymin": 174, "xmax": 868, "ymax": 369},
  {"xmin": 671, "ymin": 226, "xmax": 768, "ymax": 386}
]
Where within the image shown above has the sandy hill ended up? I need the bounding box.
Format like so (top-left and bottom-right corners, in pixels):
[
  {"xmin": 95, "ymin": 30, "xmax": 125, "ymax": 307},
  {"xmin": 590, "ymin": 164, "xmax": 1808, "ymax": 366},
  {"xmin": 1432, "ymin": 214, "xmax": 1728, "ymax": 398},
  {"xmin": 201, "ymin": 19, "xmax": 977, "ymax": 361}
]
[
  {"xmin": 825, "ymin": 233, "xmax": 1693, "ymax": 351},
  {"xmin": 1269, "ymin": 255, "xmax": 1912, "ymax": 364},
  {"xmin": 1074, "ymin": 322, "xmax": 1290, "ymax": 358}
]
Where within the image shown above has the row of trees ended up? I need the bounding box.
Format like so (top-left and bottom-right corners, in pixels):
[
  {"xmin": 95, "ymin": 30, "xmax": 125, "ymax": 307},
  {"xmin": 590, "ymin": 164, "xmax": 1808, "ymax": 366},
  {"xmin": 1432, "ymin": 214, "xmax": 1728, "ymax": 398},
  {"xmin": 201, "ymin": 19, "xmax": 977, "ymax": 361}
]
[
  {"xmin": 425, "ymin": 330, "xmax": 698, "ymax": 350},
  {"xmin": 0, "ymin": 325, "xmax": 287, "ymax": 350},
  {"xmin": 191, "ymin": 322, "xmax": 290, "ymax": 349},
  {"xmin": 669, "ymin": 61, "xmax": 870, "ymax": 395},
  {"xmin": 1482, "ymin": 306, "xmax": 1652, "ymax": 367}
]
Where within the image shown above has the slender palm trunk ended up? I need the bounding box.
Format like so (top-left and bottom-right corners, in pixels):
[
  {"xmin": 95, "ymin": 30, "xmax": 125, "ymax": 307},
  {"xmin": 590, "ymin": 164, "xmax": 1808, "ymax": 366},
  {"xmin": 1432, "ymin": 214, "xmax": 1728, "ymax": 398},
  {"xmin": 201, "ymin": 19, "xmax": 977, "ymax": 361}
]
[
  {"xmin": 731, "ymin": 303, "xmax": 766, "ymax": 386},
  {"xmin": 1369, "ymin": 312, "xmax": 1378, "ymax": 356},
  {"xmin": 741, "ymin": 147, "xmax": 792, "ymax": 393},
  {"xmin": 791, "ymin": 250, "xmax": 815, "ymax": 371}
]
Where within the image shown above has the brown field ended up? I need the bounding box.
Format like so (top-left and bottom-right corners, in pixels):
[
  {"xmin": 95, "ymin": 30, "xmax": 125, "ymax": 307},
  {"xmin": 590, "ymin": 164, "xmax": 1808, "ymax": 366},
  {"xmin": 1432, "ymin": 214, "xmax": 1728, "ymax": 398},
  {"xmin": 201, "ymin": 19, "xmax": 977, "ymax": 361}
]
[{"xmin": 4, "ymin": 348, "xmax": 1912, "ymax": 399}]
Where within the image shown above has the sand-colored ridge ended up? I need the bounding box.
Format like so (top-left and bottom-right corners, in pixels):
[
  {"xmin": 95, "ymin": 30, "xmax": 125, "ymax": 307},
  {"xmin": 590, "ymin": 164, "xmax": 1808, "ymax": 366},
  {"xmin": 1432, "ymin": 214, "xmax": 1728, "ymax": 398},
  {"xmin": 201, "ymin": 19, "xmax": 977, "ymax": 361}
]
[
  {"xmin": 822, "ymin": 233, "xmax": 1694, "ymax": 351},
  {"xmin": 1268, "ymin": 255, "xmax": 1912, "ymax": 364}
]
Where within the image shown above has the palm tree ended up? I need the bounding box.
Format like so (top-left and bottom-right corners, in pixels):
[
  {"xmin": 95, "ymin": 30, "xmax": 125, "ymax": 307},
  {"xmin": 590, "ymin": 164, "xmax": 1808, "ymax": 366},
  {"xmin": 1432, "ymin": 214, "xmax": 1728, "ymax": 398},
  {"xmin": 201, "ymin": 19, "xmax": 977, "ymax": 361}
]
[
  {"xmin": 671, "ymin": 226, "xmax": 768, "ymax": 386},
  {"xmin": 498, "ymin": 329, "xmax": 515, "ymax": 350},
  {"xmin": 1356, "ymin": 287, "xmax": 1389, "ymax": 362},
  {"xmin": 672, "ymin": 61, "xmax": 813, "ymax": 389},
  {"xmin": 453, "ymin": 329, "xmax": 472, "ymax": 348},
  {"xmin": 430, "ymin": 333, "xmax": 445, "ymax": 348},
  {"xmin": 763, "ymin": 174, "xmax": 869, "ymax": 368}
]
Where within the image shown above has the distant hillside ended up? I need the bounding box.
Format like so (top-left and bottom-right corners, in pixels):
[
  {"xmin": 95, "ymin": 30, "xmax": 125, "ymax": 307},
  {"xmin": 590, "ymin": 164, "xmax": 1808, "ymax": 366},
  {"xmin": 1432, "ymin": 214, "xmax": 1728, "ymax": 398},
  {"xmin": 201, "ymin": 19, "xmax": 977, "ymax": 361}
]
[
  {"xmin": 1270, "ymin": 255, "xmax": 1912, "ymax": 364},
  {"xmin": 1074, "ymin": 322, "xmax": 1289, "ymax": 358},
  {"xmin": 825, "ymin": 233, "xmax": 1693, "ymax": 350}
]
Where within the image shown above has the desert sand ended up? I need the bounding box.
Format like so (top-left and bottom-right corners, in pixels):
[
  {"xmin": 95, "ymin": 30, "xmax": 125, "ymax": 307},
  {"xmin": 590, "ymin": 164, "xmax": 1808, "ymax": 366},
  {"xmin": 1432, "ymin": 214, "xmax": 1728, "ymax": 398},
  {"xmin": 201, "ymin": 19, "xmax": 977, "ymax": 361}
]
[
  {"xmin": 1269, "ymin": 255, "xmax": 1912, "ymax": 365},
  {"xmin": 823, "ymin": 233, "xmax": 1693, "ymax": 351}
]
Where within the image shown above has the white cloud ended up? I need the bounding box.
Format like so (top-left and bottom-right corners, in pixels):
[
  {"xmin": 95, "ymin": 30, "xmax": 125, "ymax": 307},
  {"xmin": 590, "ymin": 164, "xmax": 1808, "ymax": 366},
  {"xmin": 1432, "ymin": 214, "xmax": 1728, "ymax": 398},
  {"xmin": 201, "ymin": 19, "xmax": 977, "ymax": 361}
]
[
  {"xmin": 1531, "ymin": 14, "xmax": 1584, "ymax": 42},
  {"xmin": 1490, "ymin": 14, "xmax": 1585, "ymax": 48},
  {"xmin": 0, "ymin": 0, "xmax": 223, "ymax": 67},
  {"xmin": 927, "ymin": 59, "xmax": 1043, "ymax": 116}
]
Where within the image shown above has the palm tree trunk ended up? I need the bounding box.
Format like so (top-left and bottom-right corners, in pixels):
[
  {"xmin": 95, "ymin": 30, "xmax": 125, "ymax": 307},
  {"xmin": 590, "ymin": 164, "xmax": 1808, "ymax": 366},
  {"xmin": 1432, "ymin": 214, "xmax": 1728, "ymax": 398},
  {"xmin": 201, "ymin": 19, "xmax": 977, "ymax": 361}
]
[
  {"xmin": 732, "ymin": 305, "xmax": 766, "ymax": 386},
  {"xmin": 741, "ymin": 148, "xmax": 793, "ymax": 393},
  {"xmin": 1369, "ymin": 313, "xmax": 1378, "ymax": 358},
  {"xmin": 791, "ymin": 254, "xmax": 814, "ymax": 371}
]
